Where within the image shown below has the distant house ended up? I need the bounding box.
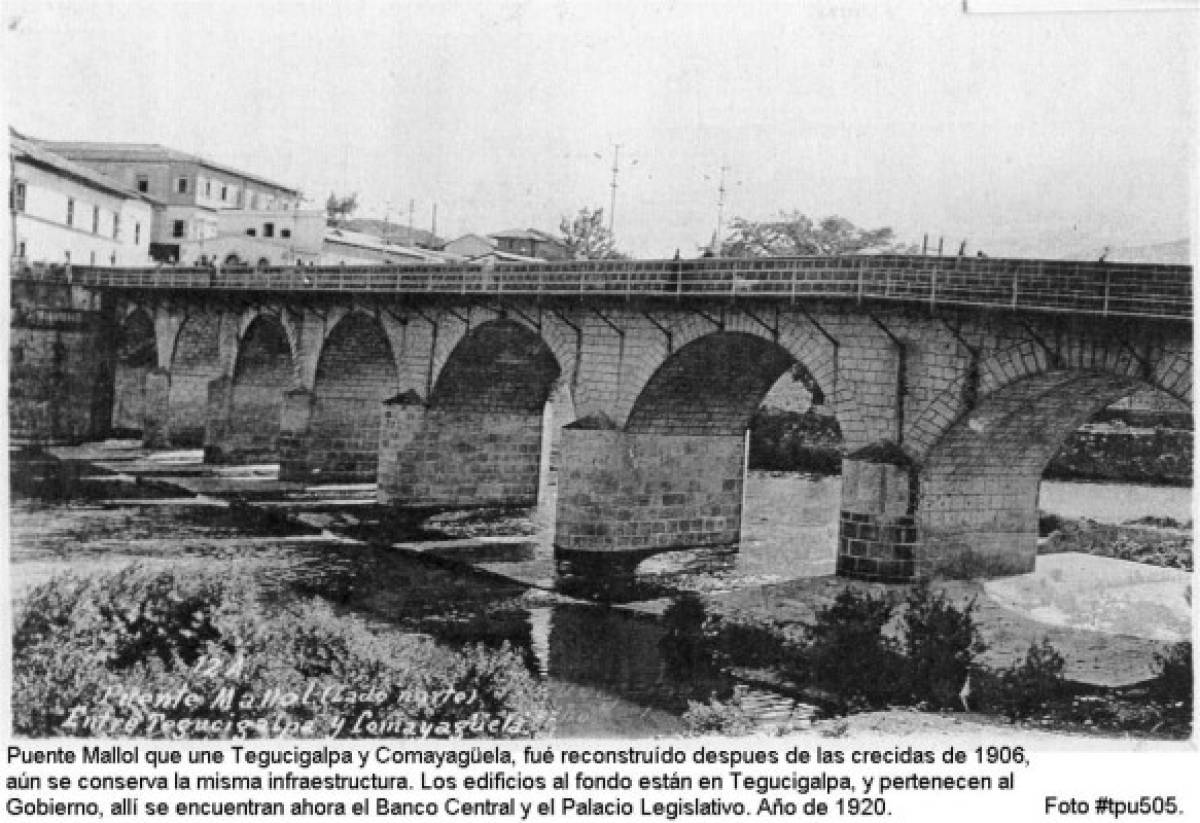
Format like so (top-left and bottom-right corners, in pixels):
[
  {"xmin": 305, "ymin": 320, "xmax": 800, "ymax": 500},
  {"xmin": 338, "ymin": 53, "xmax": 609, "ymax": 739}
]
[
  {"xmin": 488, "ymin": 228, "xmax": 569, "ymax": 261},
  {"xmin": 9, "ymin": 131, "xmax": 154, "ymax": 268},
  {"xmin": 442, "ymin": 233, "xmax": 543, "ymax": 265},
  {"xmin": 31, "ymin": 139, "xmax": 322, "ymax": 266}
]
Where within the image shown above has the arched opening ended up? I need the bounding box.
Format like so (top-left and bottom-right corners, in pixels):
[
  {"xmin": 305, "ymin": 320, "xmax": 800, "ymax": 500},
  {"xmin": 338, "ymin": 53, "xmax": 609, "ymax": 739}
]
[
  {"xmin": 431, "ymin": 319, "xmax": 562, "ymax": 413},
  {"xmin": 916, "ymin": 370, "xmax": 1176, "ymax": 577},
  {"xmin": 111, "ymin": 309, "xmax": 157, "ymax": 435},
  {"xmin": 378, "ymin": 319, "xmax": 562, "ymax": 508},
  {"xmin": 556, "ymin": 332, "xmax": 837, "ymax": 564},
  {"xmin": 225, "ymin": 315, "xmax": 294, "ymax": 462},
  {"xmin": 301, "ymin": 313, "xmax": 399, "ymax": 480},
  {"xmin": 168, "ymin": 314, "xmax": 223, "ymax": 445},
  {"xmin": 223, "ymin": 253, "xmax": 242, "ymax": 266}
]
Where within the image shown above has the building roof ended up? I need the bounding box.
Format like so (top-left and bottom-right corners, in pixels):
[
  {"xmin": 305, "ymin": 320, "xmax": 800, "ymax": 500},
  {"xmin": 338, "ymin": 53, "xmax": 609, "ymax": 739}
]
[
  {"xmin": 32, "ymin": 139, "xmax": 301, "ymax": 196},
  {"xmin": 489, "ymin": 228, "xmax": 565, "ymax": 246},
  {"xmin": 10, "ymin": 132, "xmax": 157, "ymax": 204},
  {"xmin": 324, "ymin": 228, "xmax": 459, "ymax": 263}
]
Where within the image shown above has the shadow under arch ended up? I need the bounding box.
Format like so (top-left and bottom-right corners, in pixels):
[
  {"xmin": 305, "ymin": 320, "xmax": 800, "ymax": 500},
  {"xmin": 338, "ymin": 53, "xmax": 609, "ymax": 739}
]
[
  {"xmin": 377, "ymin": 318, "xmax": 562, "ymax": 508},
  {"xmin": 207, "ymin": 314, "xmax": 295, "ymax": 463},
  {"xmin": 111, "ymin": 308, "xmax": 157, "ymax": 435},
  {"xmin": 166, "ymin": 313, "xmax": 224, "ymax": 445},
  {"xmin": 280, "ymin": 312, "xmax": 399, "ymax": 482},
  {"xmin": 913, "ymin": 369, "xmax": 1165, "ymax": 578}
]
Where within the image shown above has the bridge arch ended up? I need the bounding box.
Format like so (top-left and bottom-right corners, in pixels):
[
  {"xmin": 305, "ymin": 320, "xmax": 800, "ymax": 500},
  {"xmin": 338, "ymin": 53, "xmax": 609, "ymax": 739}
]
[
  {"xmin": 166, "ymin": 312, "xmax": 226, "ymax": 445},
  {"xmin": 296, "ymin": 312, "xmax": 399, "ymax": 480},
  {"xmin": 219, "ymin": 314, "xmax": 296, "ymax": 461},
  {"xmin": 906, "ymin": 331, "xmax": 1193, "ymax": 461},
  {"xmin": 111, "ymin": 308, "xmax": 157, "ymax": 434},
  {"xmin": 378, "ymin": 318, "xmax": 564, "ymax": 508},
  {"xmin": 626, "ymin": 331, "xmax": 797, "ymax": 435},
  {"xmin": 914, "ymin": 369, "xmax": 1163, "ymax": 577},
  {"xmin": 430, "ymin": 318, "xmax": 562, "ymax": 413},
  {"xmin": 556, "ymin": 329, "xmax": 848, "ymax": 556}
]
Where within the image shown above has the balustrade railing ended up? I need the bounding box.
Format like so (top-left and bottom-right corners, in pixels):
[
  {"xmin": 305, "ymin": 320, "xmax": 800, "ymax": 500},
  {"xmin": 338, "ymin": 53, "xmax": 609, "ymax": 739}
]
[{"xmin": 12, "ymin": 255, "xmax": 1192, "ymax": 320}]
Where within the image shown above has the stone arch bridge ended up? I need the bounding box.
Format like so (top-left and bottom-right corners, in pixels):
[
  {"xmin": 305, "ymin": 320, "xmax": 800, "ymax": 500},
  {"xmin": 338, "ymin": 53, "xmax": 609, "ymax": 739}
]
[{"xmin": 81, "ymin": 255, "xmax": 1192, "ymax": 581}]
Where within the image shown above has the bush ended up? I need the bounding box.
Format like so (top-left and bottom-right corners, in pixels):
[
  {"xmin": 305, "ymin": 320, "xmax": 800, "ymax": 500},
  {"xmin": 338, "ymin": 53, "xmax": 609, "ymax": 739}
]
[
  {"xmin": 682, "ymin": 692, "xmax": 757, "ymax": 737},
  {"xmin": 900, "ymin": 584, "xmax": 984, "ymax": 709},
  {"xmin": 1150, "ymin": 641, "xmax": 1192, "ymax": 709},
  {"xmin": 790, "ymin": 588, "xmax": 903, "ymax": 711},
  {"xmin": 980, "ymin": 638, "xmax": 1068, "ymax": 720},
  {"xmin": 12, "ymin": 564, "xmax": 553, "ymax": 739}
]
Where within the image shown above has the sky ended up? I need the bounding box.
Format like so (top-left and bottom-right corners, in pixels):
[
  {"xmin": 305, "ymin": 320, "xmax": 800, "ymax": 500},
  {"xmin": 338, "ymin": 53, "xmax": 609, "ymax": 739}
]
[{"xmin": 3, "ymin": 0, "xmax": 1196, "ymax": 259}]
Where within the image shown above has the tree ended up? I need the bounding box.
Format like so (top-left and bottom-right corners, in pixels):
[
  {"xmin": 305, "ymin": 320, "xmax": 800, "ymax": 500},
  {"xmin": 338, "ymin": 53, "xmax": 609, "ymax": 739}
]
[
  {"xmin": 722, "ymin": 211, "xmax": 913, "ymax": 257},
  {"xmin": 325, "ymin": 192, "xmax": 359, "ymax": 225},
  {"xmin": 559, "ymin": 207, "xmax": 626, "ymax": 260}
]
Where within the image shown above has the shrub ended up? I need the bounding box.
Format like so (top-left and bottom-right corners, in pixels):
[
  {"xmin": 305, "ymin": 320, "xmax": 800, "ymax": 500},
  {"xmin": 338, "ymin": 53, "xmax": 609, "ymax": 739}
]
[
  {"xmin": 659, "ymin": 593, "xmax": 718, "ymax": 681},
  {"xmin": 900, "ymin": 584, "xmax": 984, "ymax": 709},
  {"xmin": 981, "ymin": 638, "xmax": 1068, "ymax": 720},
  {"xmin": 1150, "ymin": 641, "xmax": 1192, "ymax": 709},
  {"xmin": 682, "ymin": 692, "xmax": 757, "ymax": 737},
  {"xmin": 790, "ymin": 588, "xmax": 903, "ymax": 711},
  {"xmin": 12, "ymin": 565, "xmax": 553, "ymax": 739}
]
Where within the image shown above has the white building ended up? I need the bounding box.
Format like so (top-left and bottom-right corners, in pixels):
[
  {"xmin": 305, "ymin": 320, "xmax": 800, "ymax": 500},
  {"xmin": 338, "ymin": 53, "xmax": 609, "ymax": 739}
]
[
  {"xmin": 31, "ymin": 139, "xmax": 321, "ymax": 266},
  {"xmin": 9, "ymin": 133, "xmax": 154, "ymax": 267}
]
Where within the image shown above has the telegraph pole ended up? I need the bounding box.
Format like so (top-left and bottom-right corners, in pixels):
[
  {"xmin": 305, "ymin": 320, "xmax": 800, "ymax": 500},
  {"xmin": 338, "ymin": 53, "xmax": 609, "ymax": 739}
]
[
  {"xmin": 715, "ymin": 163, "xmax": 730, "ymax": 255},
  {"xmin": 608, "ymin": 144, "xmax": 621, "ymax": 234}
]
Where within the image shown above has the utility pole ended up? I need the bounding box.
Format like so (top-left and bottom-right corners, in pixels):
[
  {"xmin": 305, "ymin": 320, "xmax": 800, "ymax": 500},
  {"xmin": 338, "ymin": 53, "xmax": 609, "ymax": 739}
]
[
  {"xmin": 431, "ymin": 203, "xmax": 438, "ymax": 242},
  {"xmin": 715, "ymin": 163, "xmax": 730, "ymax": 256},
  {"xmin": 408, "ymin": 199, "xmax": 415, "ymax": 245},
  {"xmin": 608, "ymin": 143, "xmax": 621, "ymax": 234}
]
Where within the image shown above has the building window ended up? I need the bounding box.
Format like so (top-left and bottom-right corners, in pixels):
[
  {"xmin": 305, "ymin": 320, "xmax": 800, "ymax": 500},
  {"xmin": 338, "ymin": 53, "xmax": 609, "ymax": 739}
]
[
  {"xmin": 221, "ymin": 185, "xmax": 228, "ymax": 201},
  {"xmin": 67, "ymin": 198, "xmax": 75, "ymax": 227},
  {"xmin": 17, "ymin": 240, "xmax": 26, "ymax": 258},
  {"xmin": 90, "ymin": 250, "xmax": 96, "ymax": 265},
  {"xmin": 92, "ymin": 205, "xmax": 100, "ymax": 234},
  {"xmin": 281, "ymin": 228, "xmax": 292, "ymax": 239},
  {"xmin": 113, "ymin": 213, "xmax": 120, "ymax": 239},
  {"xmin": 263, "ymin": 222, "xmax": 275, "ymax": 238},
  {"xmin": 205, "ymin": 179, "xmax": 212, "ymax": 197},
  {"xmin": 177, "ymin": 177, "xmax": 189, "ymax": 194},
  {"xmin": 136, "ymin": 175, "xmax": 149, "ymax": 193},
  {"xmin": 10, "ymin": 179, "xmax": 26, "ymax": 212},
  {"xmin": 135, "ymin": 223, "xmax": 141, "ymax": 245},
  {"xmin": 172, "ymin": 219, "xmax": 185, "ymax": 238},
  {"xmin": 245, "ymin": 228, "xmax": 257, "ymax": 237}
]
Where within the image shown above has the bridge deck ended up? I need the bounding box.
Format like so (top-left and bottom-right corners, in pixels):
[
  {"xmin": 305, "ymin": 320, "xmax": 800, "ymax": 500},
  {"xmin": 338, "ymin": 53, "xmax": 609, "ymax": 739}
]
[{"xmin": 18, "ymin": 255, "xmax": 1193, "ymax": 320}]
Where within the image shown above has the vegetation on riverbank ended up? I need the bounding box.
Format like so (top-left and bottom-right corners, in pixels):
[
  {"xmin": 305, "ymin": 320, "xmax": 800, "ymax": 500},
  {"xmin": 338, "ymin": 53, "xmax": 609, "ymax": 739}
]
[
  {"xmin": 679, "ymin": 586, "xmax": 1192, "ymax": 739},
  {"xmin": 12, "ymin": 565, "xmax": 554, "ymax": 739},
  {"xmin": 1039, "ymin": 512, "xmax": 1193, "ymax": 571}
]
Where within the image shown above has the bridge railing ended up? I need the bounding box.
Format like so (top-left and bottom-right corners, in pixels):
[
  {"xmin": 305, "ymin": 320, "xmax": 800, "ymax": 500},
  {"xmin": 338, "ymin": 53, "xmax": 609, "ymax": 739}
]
[{"xmin": 22, "ymin": 254, "xmax": 1192, "ymax": 320}]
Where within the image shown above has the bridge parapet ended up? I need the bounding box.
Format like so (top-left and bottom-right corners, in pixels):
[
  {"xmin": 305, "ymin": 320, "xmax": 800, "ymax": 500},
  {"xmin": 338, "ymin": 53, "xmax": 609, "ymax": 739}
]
[{"xmin": 21, "ymin": 255, "xmax": 1193, "ymax": 321}]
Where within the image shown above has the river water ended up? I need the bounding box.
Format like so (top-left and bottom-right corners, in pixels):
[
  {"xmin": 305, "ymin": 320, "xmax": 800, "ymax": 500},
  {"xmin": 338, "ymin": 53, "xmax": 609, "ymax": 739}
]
[{"xmin": 8, "ymin": 450, "xmax": 1191, "ymax": 738}]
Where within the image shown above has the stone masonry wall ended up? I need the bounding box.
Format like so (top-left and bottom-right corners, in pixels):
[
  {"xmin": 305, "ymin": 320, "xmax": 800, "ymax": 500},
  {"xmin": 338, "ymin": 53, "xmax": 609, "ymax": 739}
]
[
  {"xmin": 168, "ymin": 313, "xmax": 224, "ymax": 445},
  {"xmin": 378, "ymin": 403, "xmax": 544, "ymax": 507},
  {"xmin": 281, "ymin": 314, "xmax": 398, "ymax": 481},
  {"xmin": 554, "ymin": 429, "xmax": 745, "ymax": 553},
  {"xmin": 9, "ymin": 281, "xmax": 112, "ymax": 444}
]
